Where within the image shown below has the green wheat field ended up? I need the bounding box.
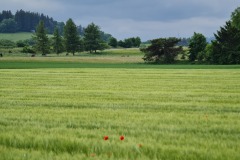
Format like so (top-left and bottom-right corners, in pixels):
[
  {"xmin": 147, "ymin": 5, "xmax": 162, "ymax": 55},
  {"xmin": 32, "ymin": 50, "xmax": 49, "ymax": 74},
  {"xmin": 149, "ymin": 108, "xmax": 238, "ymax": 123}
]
[{"xmin": 0, "ymin": 57, "xmax": 240, "ymax": 159}]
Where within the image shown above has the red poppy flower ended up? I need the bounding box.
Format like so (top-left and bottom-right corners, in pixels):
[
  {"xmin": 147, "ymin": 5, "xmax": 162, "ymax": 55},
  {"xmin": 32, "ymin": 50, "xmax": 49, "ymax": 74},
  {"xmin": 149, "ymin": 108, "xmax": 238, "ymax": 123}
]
[
  {"xmin": 103, "ymin": 136, "xmax": 109, "ymax": 140},
  {"xmin": 120, "ymin": 135, "xmax": 124, "ymax": 140}
]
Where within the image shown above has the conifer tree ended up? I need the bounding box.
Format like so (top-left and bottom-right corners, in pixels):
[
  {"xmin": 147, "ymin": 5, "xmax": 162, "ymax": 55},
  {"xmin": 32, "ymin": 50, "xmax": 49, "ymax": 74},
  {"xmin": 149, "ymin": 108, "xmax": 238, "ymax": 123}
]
[
  {"xmin": 64, "ymin": 19, "xmax": 80, "ymax": 55},
  {"xmin": 84, "ymin": 23, "xmax": 102, "ymax": 53},
  {"xmin": 53, "ymin": 27, "xmax": 64, "ymax": 55},
  {"xmin": 211, "ymin": 21, "xmax": 240, "ymax": 64},
  {"xmin": 33, "ymin": 20, "xmax": 50, "ymax": 56}
]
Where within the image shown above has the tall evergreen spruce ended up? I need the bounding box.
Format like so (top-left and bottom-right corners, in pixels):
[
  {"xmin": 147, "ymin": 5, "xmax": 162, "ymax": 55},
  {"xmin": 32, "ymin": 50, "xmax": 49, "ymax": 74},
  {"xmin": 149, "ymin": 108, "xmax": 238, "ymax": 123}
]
[
  {"xmin": 231, "ymin": 7, "xmax": 240, "ymax": 30},
  {"xmin": 211, "ymin": 21, "xmax": 240, "ymax": 64},
  {"xmin": 33, "ymin": 20, "xmax": 50, "ymax": 56},
  {"xmin": 64, "ymin": 19, "xmax": 80, "ymax": 55},
  {"xmin": 84, "ymin": 23, "xmax": 101, "ymax": 53},
  {"xmin": 53, "ymin": 27, "xmax": 64, "ymax": 55}
]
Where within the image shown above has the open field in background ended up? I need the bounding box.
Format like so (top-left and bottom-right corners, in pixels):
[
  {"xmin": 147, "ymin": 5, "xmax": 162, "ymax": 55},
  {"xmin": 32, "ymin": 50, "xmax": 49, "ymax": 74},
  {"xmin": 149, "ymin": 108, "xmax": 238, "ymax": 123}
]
[
  {"xmin": 1, "ymin": 48, "xmax": 240, "ymax": 69},
  {"xmin": 0, "ymin": 32, "xmax": 33, "ymax": 42},
  {"xmin": 0, "ymin": 67, "xmax": 240, "ymax": 159},
  {"xmin": 0, "ymin": 32, "xmax": 54, "ymax": 42},
  {"xmin": 0, "ymin": 48, "xmax": 144, "ymax": 65}
]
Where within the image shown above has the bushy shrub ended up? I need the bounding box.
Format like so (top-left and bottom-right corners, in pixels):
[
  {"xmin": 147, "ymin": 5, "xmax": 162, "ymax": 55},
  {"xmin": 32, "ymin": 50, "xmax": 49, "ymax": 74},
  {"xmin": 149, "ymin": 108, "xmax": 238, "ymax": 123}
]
[
  {"xmin": 0, "ymin": 39, "xmax": 16, "ymax": 48},
  {"xmin": 16, "ymin": 40, "xmax": 27, "ymax": 47},
  {"xmin": 22, "ymin": 46, "xmax": 35, "ymax": 54}
]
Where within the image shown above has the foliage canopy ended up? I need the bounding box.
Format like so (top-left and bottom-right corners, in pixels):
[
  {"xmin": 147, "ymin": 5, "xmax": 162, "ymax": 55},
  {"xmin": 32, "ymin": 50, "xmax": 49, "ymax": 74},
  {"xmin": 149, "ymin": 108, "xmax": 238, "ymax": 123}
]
[
  {"xmin": 211, "ymin": 21, "xmax": 240, "ymax": 64},
  {"xmin": 141, "ymin": 37, "xmax": 182, "ymax": 63},
  {"xmin": 189, "ymin": 32, "xmax": 207, "ymax": 62}
]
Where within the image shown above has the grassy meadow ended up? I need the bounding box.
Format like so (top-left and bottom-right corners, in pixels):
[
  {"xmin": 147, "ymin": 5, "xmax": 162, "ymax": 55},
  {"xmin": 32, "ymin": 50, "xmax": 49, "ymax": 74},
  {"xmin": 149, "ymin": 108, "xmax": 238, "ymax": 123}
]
[
  {"xmin": 0, "ymin": 32, "xmax": 33, "ymax": 42},
  {"xmin": 0, "ymin": 58, "xmax": 240, "ymax": 159}
]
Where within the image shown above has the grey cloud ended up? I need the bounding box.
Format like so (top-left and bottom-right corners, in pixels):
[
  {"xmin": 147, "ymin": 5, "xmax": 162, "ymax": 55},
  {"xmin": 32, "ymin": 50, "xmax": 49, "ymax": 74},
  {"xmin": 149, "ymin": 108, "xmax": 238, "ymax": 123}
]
[{"xmin": 59, "ymin": 0, "xmax": 238, "ymax": 21}]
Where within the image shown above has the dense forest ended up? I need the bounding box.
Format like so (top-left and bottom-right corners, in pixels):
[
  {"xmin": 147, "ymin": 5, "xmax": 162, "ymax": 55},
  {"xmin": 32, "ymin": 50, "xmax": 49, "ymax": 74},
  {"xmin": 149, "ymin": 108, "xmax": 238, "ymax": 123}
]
[
  {"xmin": 0, "ymin": 10, "xmax": 110, "ymax": 41},
  {"xmin": 0, "ymin": 10, "xmax": 61, "ymax": 33}
]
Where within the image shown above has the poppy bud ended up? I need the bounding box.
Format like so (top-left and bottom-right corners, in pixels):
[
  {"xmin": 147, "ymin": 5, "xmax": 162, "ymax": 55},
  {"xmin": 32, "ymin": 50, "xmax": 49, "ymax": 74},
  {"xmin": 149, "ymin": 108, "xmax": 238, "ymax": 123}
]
[
  {"xmin": 104, "ymin": 136, "xmax": 109, "ymax": 140},
  {"xmin": 120, "ymin": 135, "xmax": 124, "ymax": 140}
]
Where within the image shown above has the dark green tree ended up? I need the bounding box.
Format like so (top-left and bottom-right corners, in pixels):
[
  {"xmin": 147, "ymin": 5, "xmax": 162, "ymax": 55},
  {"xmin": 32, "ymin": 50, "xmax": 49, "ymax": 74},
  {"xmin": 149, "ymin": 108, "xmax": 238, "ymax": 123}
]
[
  {"xmin": 189, "ymin": 32, "xmax": 207, "ymax": 62},
  {"xmin": 77, "ymin": 39, "xmax": 85, "ymax": 52},
  {"xmin": 117, "ymin": 37, "xmax": 141, "ymax": 48},
  {"xmin": 134, "ymin": 37, "xmax": 141, "ymax": 47},
  {"xmin": 108, "ymin": 37, "xmax": 118, "ymax": 48},
  {"xmin": 33, "ymin": 20, "xmax": 50, "ymax": 56},
  {"xmin": 141, "ymin": 37, "xmax": 182, "ymax": 63},
  {"xmin": 211, "ymin": 21, "xmax": 240, "ymax": 64},
  {"xmin": 84, "ymin": 23, "xmax": 102, "ymax": 53},
  {"xmin": 118, "ymin": 40, "xmax": 125, "ymax": 48},
  {"xmin": 0, "ymin": 39, "xmax": 16, "ymax": 48},
  {"xmin": 124, "ymin": 38, "xmax": 133, "ymax": 48},
  {"xmin": 0, "ymin": 18, "xmax": 17, "ymax": 33},
  {"xmin": 100, "ymin": 31, "xmax": 112, "ymax": 42},
  {"xmin": 231, "ymin": 7, "xmax": 240, "ymax": 29},
  {"xmin": 0, "ymin": 10, "xmax": 13, "ymax": 22},
  {"xmin": 53, "ymin": 27, "xmax": 64, "ymax": 55},
  {"xmin": 64, "ymin": 18, "xmax": 80, "ymax": 55}
]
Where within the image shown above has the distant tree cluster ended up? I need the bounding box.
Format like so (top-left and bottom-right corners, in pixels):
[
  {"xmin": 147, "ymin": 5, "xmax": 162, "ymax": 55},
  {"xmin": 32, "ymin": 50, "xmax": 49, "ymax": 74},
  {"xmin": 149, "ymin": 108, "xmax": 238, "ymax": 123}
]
[
  {"xmin": 0, "ymin": 10, "xmax": 59, "ymax": 33},
  {"xmin": 30, "ymin": 19, "xmax": 143, "ymax": 55},
  {"xmin": 141, "ymin": 6, "xmax": 240, "ymax": 64},
  {"xmin": 31, "ymin": 19, "xmax": 110, "ymax": 55},
  {"xmin": 108, "ymin": 37, "xmax": 142, "ymax": 48},
  {"xmin": 118, "ymin": 37, "xmax": 141, "ymax": 48},
  {"xmin": 186, "ymin": 7, "xmax": 240, "ymax": 64},
  {"xmin": 0, "ymin": 9, "xmax": 113, "ymax": 42}
]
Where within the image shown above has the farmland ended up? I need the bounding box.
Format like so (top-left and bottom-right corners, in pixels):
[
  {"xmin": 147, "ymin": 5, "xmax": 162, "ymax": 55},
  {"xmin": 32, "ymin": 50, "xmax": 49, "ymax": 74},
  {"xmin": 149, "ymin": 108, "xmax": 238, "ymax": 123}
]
[
  {"xmin": 0, "ymin": 32, "xmax": 33, "ymax": 42},
  {"xmin": 0, "ymin": 59, "xmax": 240, "ymax": 159},
  {"xmin": 0, "ymin": 32, "xmax": 53, "ymax": 42}
]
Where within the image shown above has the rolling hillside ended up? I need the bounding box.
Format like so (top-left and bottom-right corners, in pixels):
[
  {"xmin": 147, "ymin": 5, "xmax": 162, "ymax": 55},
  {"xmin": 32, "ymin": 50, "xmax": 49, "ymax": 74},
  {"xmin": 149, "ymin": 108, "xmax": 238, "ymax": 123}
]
[{"xmin": 0, "ymin": 32, "xmax": 33, "ymax": 42}]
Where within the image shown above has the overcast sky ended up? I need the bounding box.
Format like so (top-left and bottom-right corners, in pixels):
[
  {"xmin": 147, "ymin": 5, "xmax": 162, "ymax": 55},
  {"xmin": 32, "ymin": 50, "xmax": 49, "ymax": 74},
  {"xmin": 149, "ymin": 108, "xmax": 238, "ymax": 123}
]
[{"xmin": 0, "ymin": 0, "xmax": 239, "ymax": 41}]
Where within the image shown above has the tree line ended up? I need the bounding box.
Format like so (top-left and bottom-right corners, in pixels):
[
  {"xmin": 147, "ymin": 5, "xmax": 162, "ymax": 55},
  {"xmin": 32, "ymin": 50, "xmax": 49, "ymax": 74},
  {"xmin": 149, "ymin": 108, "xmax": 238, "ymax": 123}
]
[
  {"xmin": 0, "ymin": 10, "xmax": 141, "ymax": 51},
  {"xmin": 141, "ymin": 7, "xmax": 240, "ymax": 64},
  {"xmin": 31, "ymin": 19, "xmax": 141, "ymax": 56},
  {"xmin": 0, "ymin": 10, "xmax": 61, "ymax": 33},
  {"xmin": 0, "ymin": 10, "xmax": 112, "ymax": 41},
  {"xmin": 33, "ymin": 19, "xmax": 105, "ymax": 55}
]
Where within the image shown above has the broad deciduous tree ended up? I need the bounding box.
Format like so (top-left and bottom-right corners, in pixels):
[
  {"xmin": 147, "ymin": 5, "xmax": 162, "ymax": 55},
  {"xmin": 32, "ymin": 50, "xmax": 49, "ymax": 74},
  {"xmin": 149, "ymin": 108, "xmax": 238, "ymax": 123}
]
[
  {"xmin": 0, "ymin": 18, "xmax": 17, "ymax": 33},
  {"xmin": 189, "ymin": 32, "xmax": 207, "ymax": 62},
  {"xmin": 141, "ymin": 37, "xmax": 182, "ymax": 63},
  {"xmin": 109, "ymin": 37, "xmax": 118, "ymax": 48}
]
